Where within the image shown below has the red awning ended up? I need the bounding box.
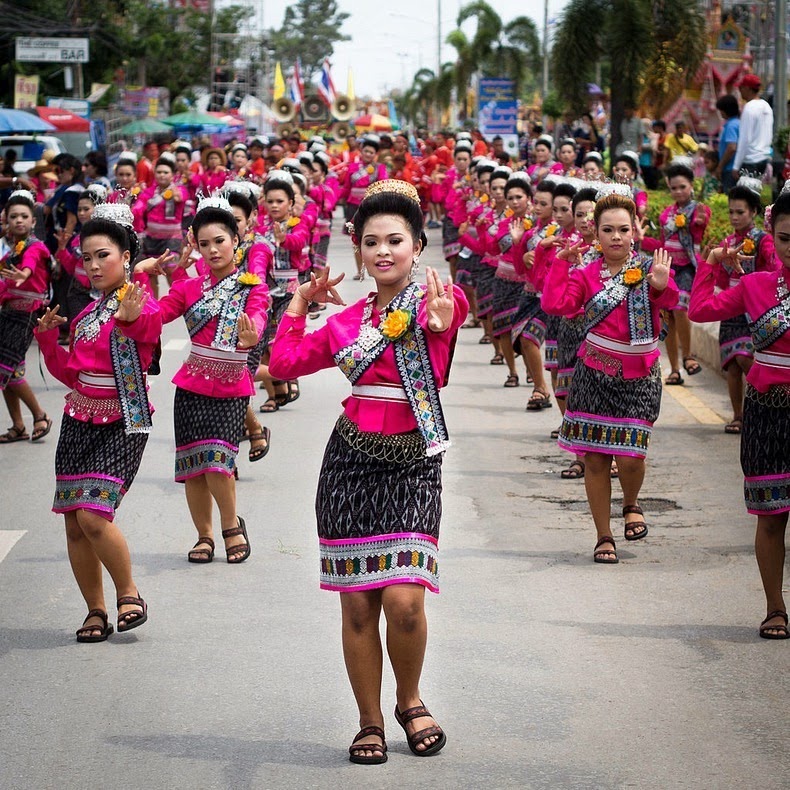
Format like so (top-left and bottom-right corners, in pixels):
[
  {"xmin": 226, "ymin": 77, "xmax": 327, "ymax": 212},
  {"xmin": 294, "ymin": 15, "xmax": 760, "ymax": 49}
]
[{"xmin": 35, "ymin": 106, "xmax": 90, "ymax": 132}]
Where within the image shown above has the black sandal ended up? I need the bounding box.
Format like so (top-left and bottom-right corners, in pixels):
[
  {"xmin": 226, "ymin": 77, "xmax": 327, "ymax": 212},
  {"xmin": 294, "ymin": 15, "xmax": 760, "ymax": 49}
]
[
  {"xmin": 0, "ymin": 425, "xmax": 29, "ymax": 443},
  {"xmin": 76, "ymin": 609, "xmax": 113, "ymax": 643},
  {"xmin": 223, "ymin": 516, "xmax": 251, "ymax": 564},
  {"xmin": 248, "ymin": 427, "xmax": 271, "ymax": 462},
  {"xmin": 560, "ymin": 460, "xmax": 585, "ymax": 479},
  {"xmin": 286, "ymin": 380, "xmax": 300, "ymax": 403},
  {"xmin": 394, "ymin": 702, "xmax": 447, "ymax": 757},
  {"xmin": 348, "ymin": 726, "xmax": 388, "ymax": 765},
  {"xmin": 724, "ymin": 417, "xmax": 742, "ymax": 434},
  {"xmin": 593, "ymin": 535, "xmax": 619, "ymax": 564},
  {"xmin": 759, "ymin": 610, "xmax": 790, "ymax": 640},
  {"xmin": 116, "ymin": 593, "xmax": 148, "ymax": 632},
  {"xmin": 259, "ymin": 397, "xmax": 279, "ymax": 413},
  {"xmin": 188, "ymin": 536, "xmax": 215, "ymax": 563},
  {"xmin": 504, "ymin": 374, "xmax": 519, "ymax": 387},
  {"xmin": 490, "ymin": 353, "xmax": 504, "ymax": 365},
  {"xmin": 664, "ymin": 370, "xmax": 684, "ymax": 385},
  {"xmin": 623, "ymin": 504, "xmax": 649, "ymax": 541},
  {"xmin": 526, "ymin": 390, "xmax": 552, "ymax": 410},
  {"xmin": 683, "ymin": 356, "xmax": 702, "ymax": 375}
]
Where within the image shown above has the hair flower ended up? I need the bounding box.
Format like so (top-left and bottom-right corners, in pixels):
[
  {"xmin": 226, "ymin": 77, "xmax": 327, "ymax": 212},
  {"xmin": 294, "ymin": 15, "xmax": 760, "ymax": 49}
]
[
  {"xmin": 623, "ymin": 268, "xmax": 644, "ymax": 286},
  {"xmin": 674, "ymin": 213, "xmax": 686, "ymax": 228},
  {"xmin": 116, "ymin": 283, "xmax": 131, "ymax": 302},
  {"xmin": 14, "ymin": 241, "xmax": 25, "ymax": 255},
  {"xmin": 380, "ymin": 309, "xmax": 412, "ymax": 341},
  {"xmin": 741, "ymin": 237, "xmax": 755, "ymax": 255},
  {"xmin": 163, "ymin": 188, "xmax": 174, "ymax": 200},
  {"xmin": 238, "ymin": 272, "xmax": 261, "ymax": 286},
  {"xmin": 286, "ymin": 216, "xmax": 300, "ymax": 227}
]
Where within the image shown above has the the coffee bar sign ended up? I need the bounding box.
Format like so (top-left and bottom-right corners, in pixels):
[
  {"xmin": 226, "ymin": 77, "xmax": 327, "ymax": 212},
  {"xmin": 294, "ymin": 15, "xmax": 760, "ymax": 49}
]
[{"xmin": 15, "ymin": 38, "xmax": 90, "ymax": 64}]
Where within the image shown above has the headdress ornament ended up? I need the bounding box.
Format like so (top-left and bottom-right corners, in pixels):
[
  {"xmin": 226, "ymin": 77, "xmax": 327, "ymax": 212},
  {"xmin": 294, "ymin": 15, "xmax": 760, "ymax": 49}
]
[
  {"xmin": 361, "ymin": 133, "xmax": 381, "ymax": 148},
  {"xmin": 8, "ymin": 188, "xmax": 36, "ymax": 206},
  {"xmin": 266, "ymin": 170, "xmax": 294, "ymax": 186},
  {"xmin": 594, "ymin": 182, "xmax": 633, "ymax": 200},
  {"xmin": 583, "ymin": 151, "xmax": 603, "ymax": 164},
  {"xmin": 248, "ymin": 136, "xmax": 268, "ymax": 148},
  {"xmin": 116, "ymin": 150, "xmax": 137, "ymax": 165},
  {"xmin": 158, "ymin": 151, "xmax": 177, "ymax": 166},
  {"xmin": 230, "ymin": 143, "xmax": 248, "ymax": 155},
  {"xmin": 85, "ymin": 183, "xmax": 108, "ymax": 203},
  {"xmin": 736, "ymin": 174, "xmax": 764, "ymax": 197},
  {"xmin": 172, "ymin": 140, "xmax": 192, "ymax": 155},
  {"xmin": 195, "ymin": 192, "xmax": 233, "ymax": 214},
  {"xmin": 93, "ymin": 201, "xmax": 135, "ymax": 228},
  {"xmin": 670, "ymin": 155, "xmax": 694, "ymax": 171},
  {"xmin": 617, "ymin": 150, "xmax": 640, "ymax": 171},
  {"xmin": 363, "ymin": 179, "xmax": 420, "ymax": 205},
  {"xmin": 536, "ymin": 134, "xmax": 554, "ymax": 150},
  {"xmin": 456, "ymin": 131, "xmax": 473, "ymax": 141},
  {"xmin": 314, "ymin": 150, "xmax": 331, "ymax": 167},
  {"xmin": 280, "ymin": 157, "xmax": 302, "ymax": 174},
  {"xmin": 297, "ymin": 151, "xmax": 314, "ymax": 164}
]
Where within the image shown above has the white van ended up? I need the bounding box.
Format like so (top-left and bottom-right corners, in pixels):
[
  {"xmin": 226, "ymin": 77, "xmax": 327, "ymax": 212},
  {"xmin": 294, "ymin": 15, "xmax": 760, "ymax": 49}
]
[{"xmin": 0, "ymin": 135, "xmax": 67, "ymax": 175}]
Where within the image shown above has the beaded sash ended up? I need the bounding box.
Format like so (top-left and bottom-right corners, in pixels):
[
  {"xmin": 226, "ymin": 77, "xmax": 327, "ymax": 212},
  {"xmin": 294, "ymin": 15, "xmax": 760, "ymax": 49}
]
[
  {"xmin": 183, "ymin": 272, "xmax": 251, "ymax": 352},
  {"xmin": 584, "ymin": 254, "xmax": 654, "ymax": 345},
  {"xmin": 333, "ymin": 283, "xmax": 451, "ymax": 456},
  {"xmin": 749, "ymin": 293, "xmax": 790, "ymax": 352},
  {"xmin": 662, "ymin": 201, "xmax": 697, "ymax": 265},
  {"xmin": 725, "ymin": 228, "xmax": 766, "ymax": 276}
]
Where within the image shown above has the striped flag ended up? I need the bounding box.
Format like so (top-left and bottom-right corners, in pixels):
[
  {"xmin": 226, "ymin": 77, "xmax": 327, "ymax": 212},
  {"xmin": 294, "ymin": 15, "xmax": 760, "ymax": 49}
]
[
  {"xmin": 317, "ymin": 58, "xmax": 336, "ymax": 107},
  {"xmin": 290, "ymin": 58, "xmax": 304, "ymax": 108}
]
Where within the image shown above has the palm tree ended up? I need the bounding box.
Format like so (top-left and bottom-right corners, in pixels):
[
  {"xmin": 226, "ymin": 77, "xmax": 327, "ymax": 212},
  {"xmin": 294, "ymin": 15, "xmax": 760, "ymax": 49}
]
[{"xmin": 552, "ymin": 0, "xmax": 707, "ymax": 160}]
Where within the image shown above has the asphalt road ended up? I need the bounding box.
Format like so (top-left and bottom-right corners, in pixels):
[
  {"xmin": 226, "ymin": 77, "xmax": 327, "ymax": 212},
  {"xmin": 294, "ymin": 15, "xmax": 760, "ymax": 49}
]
[{"xmin": 1, "ymin": 224, "xmax": 788, "ymax": 790}]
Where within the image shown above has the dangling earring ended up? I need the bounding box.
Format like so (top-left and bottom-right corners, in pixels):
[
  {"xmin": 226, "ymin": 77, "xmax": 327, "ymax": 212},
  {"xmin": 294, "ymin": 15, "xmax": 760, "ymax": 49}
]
[
  {"xmin": 123, "ymin": 259, "xmax": 131, "ymax": 281},
  {"xmin": 410, "ymin": 256, "xmax": 420, "ymax": 281}
]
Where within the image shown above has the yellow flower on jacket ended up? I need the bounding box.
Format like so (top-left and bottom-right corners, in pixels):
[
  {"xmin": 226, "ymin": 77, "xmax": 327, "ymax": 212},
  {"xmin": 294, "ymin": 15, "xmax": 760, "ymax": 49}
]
[
  {"xmin": 623, "ymin": 268, "xmax": 644, "ymax": 286},
  {"xmin": 14, "ymin": 241, "xmax": 25, "ymax": 255},
  {"xmin": 162, "ymin": 188, "xmax": 174, "ymax": 200},
  {"xmin": 522, "ymin": 218, "xmax": 533, "ymax": 231},
  {"xmin": 545, "ymin": 224, "xmax": 558, "ymax": 237},
  {"xmin": 238, "ymin": 272, "xmax": 261, "ymax": 286},
  {"xmin": 286, "ymin": 216, "xmax": 300, "ymax": 227},
  {"xmin": 380, "ymin": 309, "xmax": 412, "ymax": 341},
  {"xmin": 116, "ymin": 283, "xmax": 131, "ymax": 301},
  {"xmin": 741, "ymin": 237, "xmax": 755, "ymax": 255},
  {"xmin": 674, "ymin": 213, "xmax": 686, "ymax": 228}
]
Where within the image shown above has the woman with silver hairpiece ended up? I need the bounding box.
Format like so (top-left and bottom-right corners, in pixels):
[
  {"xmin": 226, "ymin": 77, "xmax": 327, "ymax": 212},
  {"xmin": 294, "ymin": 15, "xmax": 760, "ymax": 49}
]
[
  {"xmin": 34, "ymin": 200, "xmax": 163, "ymax": 641},
  {"xmin": 0, "ymin": 189, "xmax": 52, "ymax": 443},
  {"xmin": 270, "ymin": 179, "xmax": 468, "ymax": 764}
]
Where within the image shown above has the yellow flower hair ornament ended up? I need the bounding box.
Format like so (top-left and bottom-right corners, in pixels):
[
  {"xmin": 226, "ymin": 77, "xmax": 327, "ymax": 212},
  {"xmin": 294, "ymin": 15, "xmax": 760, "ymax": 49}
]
[
  {"xmin": 623, "ymin": 268, "xmax": 644, "ymax": 286},
  {"xmin": 238, "ymin": 272, "xmax": 261, "ymax": 286},
  {"xmin": 380, "ymin": 309, "xmax": 412, "ymax": 341}
]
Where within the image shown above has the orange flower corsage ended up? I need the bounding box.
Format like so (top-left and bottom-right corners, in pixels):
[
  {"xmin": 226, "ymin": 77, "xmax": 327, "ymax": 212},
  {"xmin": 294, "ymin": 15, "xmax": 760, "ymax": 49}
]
[
  {"xmin": 480, "ymin": 193, "xmax": 489, "ymax": 203},
  {"xmin": 116, "ymin": 283, "xmax": 131, "ymax": 302},
  {"xmin": 380, "ymin": 309, "xmax": 412, "ymax": 341},
  {"xmin": 130, "ymin": 185, "xmax": 141, "ymax": 197},
  {"xmin": 366, "ymin": 165, "xmax": 375, "ymax": 174},
  {"xmin": 14, "ymin": 241, "xmax": 25, "ymax": 255},
  {"xmin": 741, "ymin": 238, "xmax": 755, "ymax": 255},
  {"xmin": 522, "ymin": 218, "xmax": 533, "ymax": 231},
  {"xmin": 238, "ymin": 272, "xmax": 261, "ymax": 285},
  {"xmin": 286, "ymin": 216, "xmax": 300, "ymax": 228},
  {"xmin": 504, "ymin": 207, "xmax": 514, "ymax": 218},
  {"xmin": 545, "ymin": 224, "xmax": 558, "ymax": 237},
  {"xmin": 163, "ymin": 188, "xmax": 174, "ymax": 200},
  {"xmin": 674, "ymin": 213, "xmax": 686, "ymax": 228},
  {"xmin": 623, "ymin": 268, "xmax": 644, "ymax": 286}
]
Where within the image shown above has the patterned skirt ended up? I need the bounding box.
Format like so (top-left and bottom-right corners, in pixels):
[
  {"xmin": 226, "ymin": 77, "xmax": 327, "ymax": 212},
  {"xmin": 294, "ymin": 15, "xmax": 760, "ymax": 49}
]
[
  {"xmin": 719, "ymin": 315, "xmax": 753, "ymax": 369},
  {"xmin": 173, "ymin": 388, "xmax": 247, "ymax": 482},
  {"xmin": 442, "ymin": 216, "xmax": 461, "ymax": 259},
  {"xmin": 455, "ymin": 252, "xmax": 482, "ymax": 289},
  {"xmin": 312, "ymin": 235, "xmax": 330, "ymax": 270},
  {"xmin": 672, "ymin": 264, "xmax": 696, "ymax": 311},
  {"xmin": 556, "ymin": 315, "xmax": 586, "ymax": 399},
  {"xmin": 511, "ymin": 293, "xmax": 547, "ymax": 353},
  {"xmin": 491, "ymin": 278, "xmax": 525, "ymax": 337},
  {"xmin": 316, "ymin": 416, "xmax": 443, "ymax": 593},
  {"xmin": 559, "ymin": 360, "xmax": 662, "ymax": 460},
  {"xmin": 53, "ymin": 415, "xmax": 148, "ymax": 520},
  {"xmin": 0, "ymin": 308, "xmax": 37, "ymax": 390},
  {"xmin": 263, "ymin": 294, "xmax": 290, "ymax": 348},
  {"xmin": 475, "ymin": 264, "xmax": 498, "ymax": 319},
  {"xmin": 741, "ymin": 385, "xmax": 790, "ymax": 515},
  {"xmin": 544, "ymin": 314, "xmax": 561, "ymax": 370}
]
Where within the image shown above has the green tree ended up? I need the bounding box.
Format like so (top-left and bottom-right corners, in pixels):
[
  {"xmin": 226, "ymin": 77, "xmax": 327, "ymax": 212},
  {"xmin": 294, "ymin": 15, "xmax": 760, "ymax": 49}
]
[{"xmin": 269, "ymin": 0, "xmax": 350, "ymax": 84}]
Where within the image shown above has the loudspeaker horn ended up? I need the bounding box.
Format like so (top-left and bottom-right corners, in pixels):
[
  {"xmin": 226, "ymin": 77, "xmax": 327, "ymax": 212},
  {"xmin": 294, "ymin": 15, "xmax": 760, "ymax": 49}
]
[
  {"xmin": 331, "ymin": 94, "xmax": 354, "ymax": 121},
  {"xmin": 272, "ymin": 97, "xmax": 295, "ymax": 122},
  {"xmin": 331, "ymin": 121, "xmax": 351, "ymax": 140}
]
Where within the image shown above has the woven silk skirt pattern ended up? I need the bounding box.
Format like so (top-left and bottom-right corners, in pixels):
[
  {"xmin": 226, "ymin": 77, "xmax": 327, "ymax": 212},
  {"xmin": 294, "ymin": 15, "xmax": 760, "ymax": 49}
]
[
  {"xmin": 741, "ymin": 385, "xmax": 790, "ymax": 515},
  {"xmin": 671, "ymin": 264, "xmax": 696, "ymax": 311},
  {"xmin": 53, "ymin": 415, "xmax": 148, "ymax": 520},
  {"xmin": 263, "ymin": 293, "xmax": 290, "ymax": 347},
  {"xmin": 316, "ymin": 420, "xmax": 443, "ymax": 593},
  {"xmin": 173, "ymin": 388, "xmax": 247, "ymax": 481},
  {"xmin": 475, "ymin": 264, "xmax": 497, "ymax": 318},
  {"xmin": 313, "ymin": 235, "xmax": 330, "ymax": 270},
  {"xmin": 719, "ymin": 315, "xmax": 753, "ymax": 369},
  {"xmin": 455, "ymin": 252, "xmax": 482, "ymax": 289},
  {"xmin": 0, "ymin": 308, "xmax": 37, "ymax": 390},
  {"xmin": 559, "ymin": 360, "xmax": 662, "ymax": 459},
  {"xmin": 511, "ymin": 293, "xmax": 547, "ymax": 353},
  {"xmin": 556, "ymin": 315, "xmax": 586, "ymax": 398},
  {"xmin": 491, "ymin": 277, "xmax": 525, "ymax": 337},
  {"xmin": 442, "ymin": 216, "xmax": 461, "ymax": 259}
]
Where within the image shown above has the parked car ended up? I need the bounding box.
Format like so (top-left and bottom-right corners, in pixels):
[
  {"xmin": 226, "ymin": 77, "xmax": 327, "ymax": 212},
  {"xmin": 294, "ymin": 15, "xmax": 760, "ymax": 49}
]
[{"xmin": 0, "ymin": 135, "xmax": 67, "ymax": 175}]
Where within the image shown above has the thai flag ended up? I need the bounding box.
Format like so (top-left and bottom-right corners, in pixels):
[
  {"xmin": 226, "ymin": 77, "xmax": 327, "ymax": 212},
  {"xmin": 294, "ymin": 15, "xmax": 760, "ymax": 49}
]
[
  {"xmin": 317, "ymin": 59, "xmax": 336, "ymax": 107},
  {"xmin": 290, "ymin": 58, "xmax": 304, "ymax": 108}
]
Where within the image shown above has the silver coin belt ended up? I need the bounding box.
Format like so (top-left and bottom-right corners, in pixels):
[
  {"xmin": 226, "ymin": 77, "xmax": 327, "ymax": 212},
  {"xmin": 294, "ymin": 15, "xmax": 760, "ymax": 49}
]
[{"xmin": 335, "ymin": 414, "xmax": 426, "ymax": 464}]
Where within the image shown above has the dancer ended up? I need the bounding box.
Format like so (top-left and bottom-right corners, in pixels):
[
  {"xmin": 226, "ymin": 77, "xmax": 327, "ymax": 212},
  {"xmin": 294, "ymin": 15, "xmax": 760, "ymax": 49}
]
[
  {"xmin": 34, "ymin": 202, "xmax": 162, "ymax": 640},
  {"xmin": 135, "ymin": 196, "xmax": 269, "ymax": 564},
  {"xmin": 269, "ymin": 180, "xmax": 467, "ymax": 763},
  {"xmin": 542, "ymin": 191, "xmax": 677, "ymax": 564},
  {"xmin": 688, "ymin": 184, "xmax": 790, "ymax": 638},
  {"xmin": 0, "ymin": 189, "xmax": 53, "ymax": 443}
]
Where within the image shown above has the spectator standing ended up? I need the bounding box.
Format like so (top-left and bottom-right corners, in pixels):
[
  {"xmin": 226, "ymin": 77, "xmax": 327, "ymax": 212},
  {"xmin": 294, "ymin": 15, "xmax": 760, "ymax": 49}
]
[
  {"xmin": 616, "ymin": 107, "xmax": 643, "ymax": 157},
  {"xmin": 715, "ymin": 94, "xmax": 741, "ymax": 191},
  {"xmin": 664, "ymin": 120, "xmax": 699, "ymax": 162},
  {"xmin": 731, "ymin": 74, "xmax": 773, "ymax": 178}
]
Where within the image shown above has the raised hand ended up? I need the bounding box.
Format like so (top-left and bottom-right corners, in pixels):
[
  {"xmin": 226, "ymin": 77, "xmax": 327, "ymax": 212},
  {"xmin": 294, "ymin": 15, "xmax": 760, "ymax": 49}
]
[
  {"xmin": 0, "ymin": 264, "xmax": 30, "ymax": 283},
  {"xmin": 236, "ymin": 312, "xmax": 259, "ymax": 349},
  {"xmin": 646, "ymin": 248, "xmax": 672, "ymax": 291},
  {"xmin": 296, "ymin": 266, "xmax": 346, "ymax": 306},
  {"xmin": 136, "ymin": 249, "xmax": 175, "ymax": 276},
  {"xmin": 55, "ymin": 229, "xmax": 72, "ymax": 252},
  {"xmin": 707, "ymin": 242, "xmax": 745, "ymax": 275},
  {"xmin": 509, "ymin": 218, "xmax": 525, "ymax": 244},
  {"xmin": 425, "ymin": 266, "xmax": 455, "ymax": 333},
  {"xmin": 556, "ymin": 238, "xmax": 589, "ymax": 265},
  {"xmin": 273, "ymin": 222, "xmax": 287, "ymax": 245},
  {"xmin": 114, "ymin": 282, "xmax": 148, "ymax": 323},
  {"xmin": 37, "ymin": 305, "xmax": 67, "ymax": 333}
]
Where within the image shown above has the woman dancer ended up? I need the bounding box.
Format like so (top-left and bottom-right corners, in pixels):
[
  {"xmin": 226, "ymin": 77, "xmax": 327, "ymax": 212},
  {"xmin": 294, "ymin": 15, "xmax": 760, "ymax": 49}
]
[
  {"xmin": 110, "ymin": 152, "xmax": 140, "ymax": 203},
  {"xmin": 612, "ymin": 151, "xmax": 648, "ymax": 220},
  {"xmin": 136, "ymin": 197, "xmax": 269, "ymax": 564},
  {"xmin": 0, "ymin": 190, "xmax": 52, "ymax": 443},
  {"xmin": 542, "ymin": 191, "xmax": 677, "ymax": 564},
  {"xmin": 35, "ymin": 202, "xmax": 162, "ymax": 640},
  {"xmin": 269, "ymin": 180, "xmax": 467, "ymax": 763},
  {"xmin": 688, "ymin": 185, "xmax": 790, "ymax": 639},
  {"xmin": 527, "ymin": 136, "xmax": 556, "ymax": 185}
]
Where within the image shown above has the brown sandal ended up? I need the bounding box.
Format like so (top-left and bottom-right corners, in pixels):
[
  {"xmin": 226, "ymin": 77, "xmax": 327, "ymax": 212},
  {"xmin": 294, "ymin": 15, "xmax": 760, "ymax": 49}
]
[
  {"xmin": 116, "ymin": 593, "xmax": 148, "ymax": 632},
  {"xmin": 0, "ymin": 425, "xmax": 29, "ymax": 443},
  {"xmin": 223, "ymin": 516, "xmax": 250, "ymax": 564},
  {"xmin": 759, "ymin": 610, "xmax": 790, "ymax": 640},
  {"xmin": 348, "ymin": 726, "xmax": 388, "ymax": 765},
  {"xmin": 526, "ymin": 390, "xmax": 552, "ymax": 410},
  {"xmin": 188, "ymin": 536, "xmax": 215, "ymax": 563},
  {"xmin": 76, "ymin": 609, "xmax": 113, "ymax": 642},
  {"xmin": 593, "ymin": 535, "xmax": 618, "ymax": 564},
  {"xmin": 623, "ymin": 504, "xmax": 649, "ymax": 541},
  {"xmin": 394, "ymin": 701, "xmax": 447, "ymax": 756},
  {"xmin": 560, "ymin": 460, "xmax": 585, "ymax": 479}
]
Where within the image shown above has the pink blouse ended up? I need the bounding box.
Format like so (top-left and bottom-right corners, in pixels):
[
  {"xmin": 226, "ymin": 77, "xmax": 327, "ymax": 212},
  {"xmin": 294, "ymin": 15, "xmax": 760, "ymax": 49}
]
[
  {"xmin": 689, "ymin": 264, "xmax": 790, "ymax": 391},
  {"xmin": 542, "ymin": 256, "xmax": 679, "ymax": 378},
  {"xmin": 642, "ymin": 202, "xmax": 711, "ymax": 267},
  {"xmin": 269, "ymin": 286, "xmax": 469, "ymax": 433},
  {"xmin": 35, "ymin": 297, "xmax": 162, "ymax": 423},
  {"xmin": 0, "ymin": 240, "xmax": 50, "ymax": 312},
  {"xmin": 132, "ymin": 184, "xmax": 188, "ymax": 239},
  {"xmin": 715, "ymin": 229, "xmax": 778, "ymax": 290}
]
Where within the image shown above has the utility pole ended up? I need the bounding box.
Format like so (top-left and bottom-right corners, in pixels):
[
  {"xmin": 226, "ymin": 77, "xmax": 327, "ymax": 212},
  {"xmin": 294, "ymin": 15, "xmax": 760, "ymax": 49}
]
[
  {"xmin": 71, "ymin": 0, "xmax": 84, "ymax": 99},
  {"xmin": 435, "ymin": 0, "xmax": 441, "ymax": 129},
  {"xmin": 775, "ymin": 0, "xmax": 787, "ymax": 130}
]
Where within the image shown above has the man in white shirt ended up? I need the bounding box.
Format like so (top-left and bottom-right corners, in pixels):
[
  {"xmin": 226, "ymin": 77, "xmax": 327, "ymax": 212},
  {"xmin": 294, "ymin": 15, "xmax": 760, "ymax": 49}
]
[{"xmin": 731, "ymin": 73, "xmax": 774, "ymax": 177}]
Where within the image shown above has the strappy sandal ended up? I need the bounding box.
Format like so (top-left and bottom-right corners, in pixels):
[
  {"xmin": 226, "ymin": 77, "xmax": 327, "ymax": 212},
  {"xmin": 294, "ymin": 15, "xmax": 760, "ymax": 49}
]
[
  {"xmin": 248, "ymin": 427, "xmax": 271, "ymax": 462},
  {"xmin": 0, "ymin": 425, "xmax": 29, "ymax": 443},
  {"xmin": 116, "ymin": 593, "xmax": 148, "ymax": 633},
  {"xmin": 724, "ymin": 417, "xmax": 742, "ymax": 434},
  {"xmin": 478, "ymin": 334, "xmax": 492, "ymax": 345},
  {"xmin": 503, "ymin": 374, "xmax": 519, "ymax": 387},
  {"xmin": 490, "ymin": 353, "xmax": 504, "ymax": 365},
  {"xmin": 394, "ymin": 701, "xmax": 447, "ymax": 757},
  {"xmin": 664, "ymin": 370, "xmax": 684, "ymax": 385},
  {"xmin": 188, "ymin": 536, "xmax": 215, "ymax": 564},
  {"xmin": 259, "ymin": 397, "xmax": 279, "ymax": 413},
  {"xmin": 759, "ymin": 610, "xmax": 790, "ymax": 640},
  {"xmin": 593, "ymin": 535, "xmax": 618, "ymax": 564},
  {"xmin": 223, "ymin": 516, "xmax": 250, "ymax": 564},
  {"xmin": 76, "ymin": 609, "xmax": 113, "ymax": 643},
  {"xmin": 286, "ymin": 380, "xmax": 300, "ymax": 403},
  {"xmin": 550, "ymin": 426, "xmax": 560, "ymax": 439},
  {"xmin": 348, "ymin": 726, "xmax": 388, "ymax": 765},
  {"xmin": 622, "ymin": 504, "xmax": 649, "ymax": 541},
  {"xmin": 31, "ymin": 415, "xmax": 52, "ymax": 442},
  {"xmin": 526, "ymin": 390, "xmax": 552, "ymax": 411},
  {"xmin": 560, "ymin": 459, "xmax": 585, "ymax": 479},
  {"xmin": 683, "ymin": 356, "xmax": 702, "ymax": 376}
]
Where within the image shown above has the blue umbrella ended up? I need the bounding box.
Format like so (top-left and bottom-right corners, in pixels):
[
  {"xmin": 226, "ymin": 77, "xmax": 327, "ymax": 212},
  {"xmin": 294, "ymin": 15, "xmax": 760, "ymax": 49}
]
[{"xmin": 0, "ymin": 108, "xmax": 56, "ymax": 133}]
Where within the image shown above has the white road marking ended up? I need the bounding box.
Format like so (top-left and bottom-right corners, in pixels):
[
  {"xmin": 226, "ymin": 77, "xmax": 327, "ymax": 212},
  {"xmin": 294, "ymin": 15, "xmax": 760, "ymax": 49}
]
[
  {"xmin": 0, "ymin": 531, "xmax": 26, "ymax": 565},
  {"xmin": 163, "ymin": 338, "xmax": 189, "ymax": 351}
]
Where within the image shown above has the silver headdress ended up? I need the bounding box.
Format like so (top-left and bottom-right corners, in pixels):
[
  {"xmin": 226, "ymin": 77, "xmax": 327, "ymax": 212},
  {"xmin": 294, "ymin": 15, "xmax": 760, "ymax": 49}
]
[
  {"xmin": 536, "ymin": 134, "xmax": 555, "ymax": 150},
  {"xmin": 195, "ymin": 192, "xmax": 233, "ymax": 214},
  {"xmin": 266, "ymin": 170, "xmax": 294, "ymax": 186},
  {"xmin": 116, "ymin": 150, "xmax": 137, "ymax": 165},
  {"xmin": 669, "ymin": 155, "xmax": 694, "ymax": 171},
  {"xmin": 8, "ymin": 188, "xmax": 36, "ymax": 206},
  {"xmin": 85, "ymin": 183, "xmax": 108, "ymax": 203},
  {"xmin": 617, "ymin": 150, "xmax": 640, "ymax": 171},
  {"xmin": 158, "ymin": 151, "xmax": 177, "ymax": 166},
  {"xmin": 93, "ymin": 201, "xmax": 135, "ymax": 228},
  {"xmin": 595, "ymin": 182, "xmax": 634, "ymax": 200},
  {"xmin": 736, "ymin": 174, "xmax": 764, "ymax": 197},
  {"xmin": 224, "ymin": 180, "xmax": 261, "ymax": 202}
]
